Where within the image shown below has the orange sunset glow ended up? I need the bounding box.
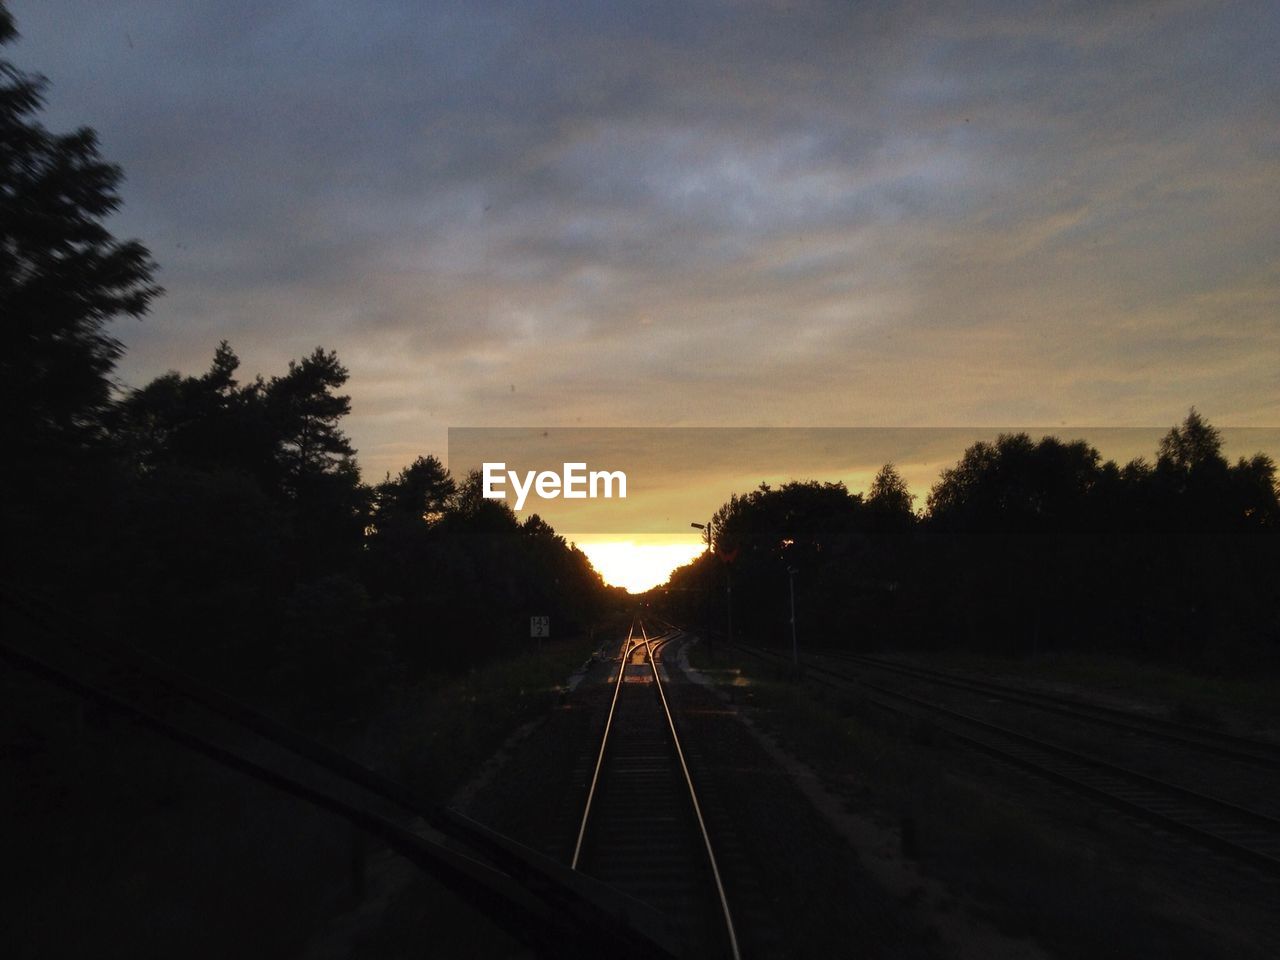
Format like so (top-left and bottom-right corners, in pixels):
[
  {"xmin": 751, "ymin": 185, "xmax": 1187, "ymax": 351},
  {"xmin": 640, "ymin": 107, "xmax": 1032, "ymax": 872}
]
[{"xmin": 573, "ymin": 535, "xmax": 706, "ymax": 594}]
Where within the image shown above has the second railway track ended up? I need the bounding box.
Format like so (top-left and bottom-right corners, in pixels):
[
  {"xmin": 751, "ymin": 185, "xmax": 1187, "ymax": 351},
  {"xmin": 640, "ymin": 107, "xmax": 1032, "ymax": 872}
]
[
  {"xmin": 731, "ymin": 640, "xmax": 1280, "ymax": 879},
  {"xmin": 817, "ymin": 648, "xmax": 1280, "ymax": 768}
]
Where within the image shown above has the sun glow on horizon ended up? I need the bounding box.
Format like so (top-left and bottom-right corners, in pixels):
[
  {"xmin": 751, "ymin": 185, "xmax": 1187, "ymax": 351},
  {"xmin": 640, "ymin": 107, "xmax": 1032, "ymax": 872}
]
[{"xmin": 573, "ymin": 536, "xmax": 706, "ymax": 594}]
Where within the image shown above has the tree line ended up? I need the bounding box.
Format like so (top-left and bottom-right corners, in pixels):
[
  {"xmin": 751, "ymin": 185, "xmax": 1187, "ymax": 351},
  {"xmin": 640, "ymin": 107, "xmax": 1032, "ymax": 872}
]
[
  {"xmin": 1, "ymin": 7, "xmax": 620, "ymax": 721},
  {"xmin": 659, "ymin": 416, "xmax": 1280, "ymax": 671}
]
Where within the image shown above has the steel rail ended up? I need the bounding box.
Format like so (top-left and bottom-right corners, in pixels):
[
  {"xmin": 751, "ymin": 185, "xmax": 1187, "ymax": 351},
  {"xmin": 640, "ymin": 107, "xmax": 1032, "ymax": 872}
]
[
  {"xmin": 640, "ymin": 621, "xmax": 743, "ymax": 960},
  {"xmin": 571, "ymin": 620, "xmax": 639, "ymax": 870}
]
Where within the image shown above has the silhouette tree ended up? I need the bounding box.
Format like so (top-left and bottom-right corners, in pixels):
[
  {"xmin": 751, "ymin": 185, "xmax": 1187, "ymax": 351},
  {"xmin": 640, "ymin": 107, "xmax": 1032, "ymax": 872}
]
[
  {"xmin": 1230, "ymin": 453, "xmax": 1278, "ymax": 528},
  {"xmin": 926, "ymin": 433, "xmax": 1103, "ymax": 533},
  {"xmin": 657, "ymin": 413, "xmax": 1280, "ymax": 662},
  {"xmin": 696, "ymin": 480, "xmax": 867, "ymax": 647},
  {"xmin": 1157, "ymin": 408, "xmax": 1225, "ymax": 476},
  {"xmin": 117, "ymin": 341, "xmax": 276, "ymax": 483},
  {"xmin": 866, "ymin": 462, "xmax": 915, "ymax": 524},
  {"xmin": 265, "ymin": 347, "xmax": 356, "ymax": 495},
  {"xmin": 0, "ymin": 8, "xmax": 160, "ymax": 445},
  {"xmin": 449, "ymin": 468, "xmax": 522, "ymax": 530},
  {"xmin": 1149, "ymin": 409, "xmax": 1251, "ymax": 534},
  {"xmin": 374, "ymin": 455, "xmax": 455, "ymax": 526}
]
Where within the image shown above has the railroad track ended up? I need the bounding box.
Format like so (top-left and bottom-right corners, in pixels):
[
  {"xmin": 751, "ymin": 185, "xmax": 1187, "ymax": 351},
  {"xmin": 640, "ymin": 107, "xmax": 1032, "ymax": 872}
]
[
  {"xmin": 731, "ymin": 641, "xmax": 1280, "ymax": 878},
  {"xmin": 812, "ymin": 648, "xmax": 1280, "ymax": 768},
  {"xmin": 574, "ymin": 621, "xmax": 741, "ymax": 959}
]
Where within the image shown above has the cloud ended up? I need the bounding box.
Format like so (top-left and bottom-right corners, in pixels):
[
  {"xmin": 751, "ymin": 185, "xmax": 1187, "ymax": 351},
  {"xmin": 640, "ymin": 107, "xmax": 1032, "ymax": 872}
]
[{"xmin": 7, "ymin": 0, "xmax": 1278, "ymax": 481}]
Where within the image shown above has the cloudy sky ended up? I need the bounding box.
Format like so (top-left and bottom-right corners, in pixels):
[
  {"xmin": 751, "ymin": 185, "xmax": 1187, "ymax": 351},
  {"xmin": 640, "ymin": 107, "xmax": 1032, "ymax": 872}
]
[{"xmin": 9, "ymin": 2, "xmax": 1278, "ymax": 503}]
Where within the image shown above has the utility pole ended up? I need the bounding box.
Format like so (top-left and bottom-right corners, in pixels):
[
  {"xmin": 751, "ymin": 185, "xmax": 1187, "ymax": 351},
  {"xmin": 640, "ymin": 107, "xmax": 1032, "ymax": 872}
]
[
  {"xmin": 691, "ymin": 518, "xmax": 715, "ymax": 657},
  {"xmin": 726, "ymin": 566, "xmax": 733, "ymax": 647},
  {"xmin": 788, "ymin": 566, "xmax": 799, "ymax": 677}
]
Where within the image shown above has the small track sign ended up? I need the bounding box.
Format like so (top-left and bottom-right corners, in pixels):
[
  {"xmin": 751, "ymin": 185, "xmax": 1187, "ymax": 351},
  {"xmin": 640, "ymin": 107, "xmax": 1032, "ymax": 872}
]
[{"xmin": 530, "ymin": 615, "xmax": 550, "ymax": 638}]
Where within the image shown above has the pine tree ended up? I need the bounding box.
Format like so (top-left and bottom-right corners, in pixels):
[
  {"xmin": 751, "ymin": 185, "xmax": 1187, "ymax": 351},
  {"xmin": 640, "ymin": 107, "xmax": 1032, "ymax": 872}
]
[
  {"xmin": 265, "ymin": 347, "xmax": 355, "ymax": 493},
  {"xmin": 1, "ymin": 6, "xmax": 161, "ymax": 446}
]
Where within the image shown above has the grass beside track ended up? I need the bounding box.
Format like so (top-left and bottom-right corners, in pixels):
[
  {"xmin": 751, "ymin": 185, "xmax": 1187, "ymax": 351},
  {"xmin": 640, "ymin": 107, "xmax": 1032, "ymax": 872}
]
[
  {"xmin": 365, "ymin": 633, "xmax": 601, "ymax": 802},
  {"xmin": 687, "ymin": 642, "xmax": 1253, "ymax": 960},
  {"xmin": 343, "ymin": 632, "xmax": 602, "ymax": 957}
]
